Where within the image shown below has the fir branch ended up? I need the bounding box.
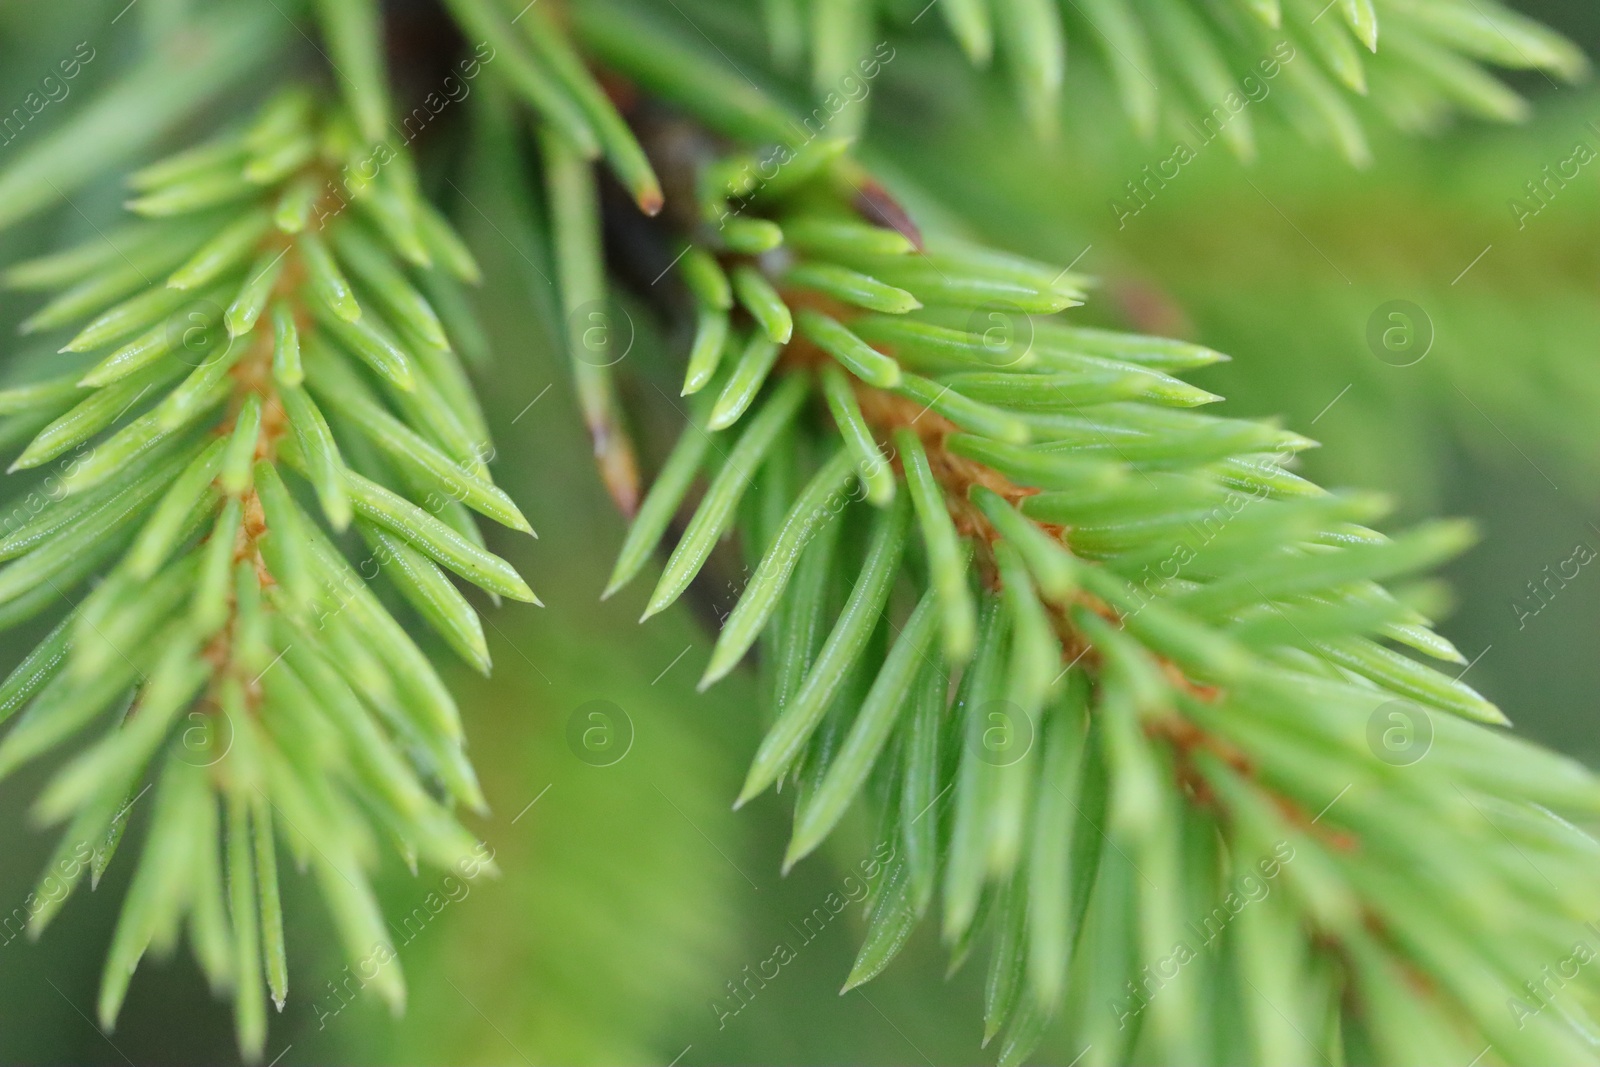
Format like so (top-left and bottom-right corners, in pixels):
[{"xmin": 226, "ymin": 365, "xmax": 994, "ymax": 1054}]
[
  {"xmin": 0, "ymin": 72, "xmax": 532, "ymax": 1067},
  {"xmin": 670, "ymin": 0, "xmax": 1587, "ymax": 164},
  {"xmin": 0, "ymin": 1, "xmax": 1593, "ymax": 1063},
  {"xmin": 576, "ymin": 25, "xmax": 1600, "ymax": 1065}
]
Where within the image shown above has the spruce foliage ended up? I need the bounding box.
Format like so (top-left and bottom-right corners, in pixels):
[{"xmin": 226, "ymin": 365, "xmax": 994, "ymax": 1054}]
[
  {"xmin": 0, "ymin": 19, "xmax": 531, "ymax": 1059},
  {"xmin": 0, "ymin": 1, "xmax": 1594, "ymax": 1064},
  {"xmin": 578, "ymin": 14, "xmax": 1600, "ymax": 1063}
]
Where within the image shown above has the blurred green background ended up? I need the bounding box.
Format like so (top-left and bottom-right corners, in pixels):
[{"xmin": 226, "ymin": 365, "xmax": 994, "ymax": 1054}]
[{"xmin": 1, "ymin": 0, "xmax": 1599, "ymax": 1063}]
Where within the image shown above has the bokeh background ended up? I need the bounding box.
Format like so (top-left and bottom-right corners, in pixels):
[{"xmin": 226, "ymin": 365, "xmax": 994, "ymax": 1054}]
[{"xmin": 0, "ymin": 0, "xmax": 1598, "ymax": 1062}]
